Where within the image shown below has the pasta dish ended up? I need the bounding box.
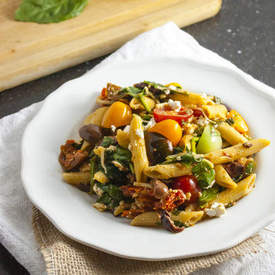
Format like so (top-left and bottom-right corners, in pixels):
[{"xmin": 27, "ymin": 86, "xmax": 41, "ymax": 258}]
[{"xmin": 58, "ymin": 81, "xmax": 270, "ymax": 233}]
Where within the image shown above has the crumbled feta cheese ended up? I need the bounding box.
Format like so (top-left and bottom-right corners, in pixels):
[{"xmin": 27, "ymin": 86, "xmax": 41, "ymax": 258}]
[
  {"xmin": 164, "ymin": 89, "xmax": 170, "ymax": 95},
  {"xmin": 205, "ymin": 202, "xmax": 226, "ymax": 217},
  {"xmin": 123, "ymin": 125, "xmax": 130, "ymax": 133},
  {"xmin": 110, "ymin": 125, "xmax": 116, "ymax": 132},
  {"xmin": 156, "ymin": 103, "xmax": 167, "ymax": 110},
  {"xmin": 93, "ymin": 184, "xmax": 103, "ymax": 197},
  {"xmin": 135, "ymin": 129, "xmax": 144, "ymax": 139},
  {"xmin": 197, "ymin": 117, "xmax": 209, "ymax": 126},
  {"xmin": 168, "ymin": 99, "xmax": 181, "ymax": 112},
  {"xmin": 144, "ymin": 117, "xmax": 156, "ymax": 131},
  {"xmin": 176, "ymin": 156, "xmax": 182, "ymax": 161}
]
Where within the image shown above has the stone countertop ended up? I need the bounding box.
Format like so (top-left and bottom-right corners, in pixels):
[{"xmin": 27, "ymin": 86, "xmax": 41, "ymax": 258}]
[{"xmin": 0, "ymin": 0, "xmax": 274, "ymax": 274}]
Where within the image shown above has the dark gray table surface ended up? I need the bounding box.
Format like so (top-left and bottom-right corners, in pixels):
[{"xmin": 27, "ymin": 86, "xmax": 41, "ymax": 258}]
[{"xmin": 0, "ymin": 0, "xmax": 274, "ymax": 274}]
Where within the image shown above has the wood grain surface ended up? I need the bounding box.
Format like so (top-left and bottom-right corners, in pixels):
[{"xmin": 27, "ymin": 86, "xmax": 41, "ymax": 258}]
[{"xmin": 0, "ymin": 0, "xmax": 222, "ymax": 92}]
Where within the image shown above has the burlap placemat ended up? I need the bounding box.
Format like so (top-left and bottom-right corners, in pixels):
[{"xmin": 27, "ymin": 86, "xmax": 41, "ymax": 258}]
[{"xmin": 32, "ymin": 207, "xmax": 264, "ymax": 275}]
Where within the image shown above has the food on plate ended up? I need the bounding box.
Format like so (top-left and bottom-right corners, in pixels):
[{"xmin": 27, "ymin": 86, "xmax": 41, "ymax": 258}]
[{"xmin": 58, "ymin": 81, "xmax": 270, "ymax": 233}]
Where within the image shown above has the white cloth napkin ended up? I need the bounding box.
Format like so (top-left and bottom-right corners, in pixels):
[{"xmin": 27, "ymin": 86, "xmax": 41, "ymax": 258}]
[{"xmin": 1, "ymin": 22, "xmax": 275, "ymax": 275}]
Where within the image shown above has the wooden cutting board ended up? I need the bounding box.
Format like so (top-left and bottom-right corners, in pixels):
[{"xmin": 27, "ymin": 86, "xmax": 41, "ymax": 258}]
[{"xmin": 0, "ymin": 0, "xmax": 222, "ymax": 92}]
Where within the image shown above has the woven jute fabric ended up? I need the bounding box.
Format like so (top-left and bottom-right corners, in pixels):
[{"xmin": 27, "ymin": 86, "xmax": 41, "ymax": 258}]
[{"xmin": 32, "ymin": 207, "xmax": 263, "ymax": 275}]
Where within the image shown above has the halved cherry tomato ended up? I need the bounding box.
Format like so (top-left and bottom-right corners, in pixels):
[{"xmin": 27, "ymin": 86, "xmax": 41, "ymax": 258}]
[
  {"xmin": 172, "ymin": 175, "xmax": 201, "ymax": 203},
  {"xmin": 101, "ymin": 102, "xmax": 132, "ymax": 128},
  {"xmin": 153, "ymin": 108, "xmax": 193, "ymax": 124},
  {"xmin": 100, "ymin": 87, "xmax": 107, "ymax": 99},
  {"xmin": 149, "ymin": 119, "xmax": 182, "ymax": 146}
]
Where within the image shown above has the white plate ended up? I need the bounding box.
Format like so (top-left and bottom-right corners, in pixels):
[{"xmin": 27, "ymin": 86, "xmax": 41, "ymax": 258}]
[{"xmin": 22, "ymin": 57, "xmax": 275, "ymax": 261}]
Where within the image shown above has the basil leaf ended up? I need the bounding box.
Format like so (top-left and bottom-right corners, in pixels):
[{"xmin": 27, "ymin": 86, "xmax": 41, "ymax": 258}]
[
  {"xmin": 192, "ymin": 160, "xmax": 215, "ymax": 189},
  {"xmin": 15, "ymin": 0, "xmax": 88, "ymax": 24},
  {"xmin": 199, "ymin": 186, "xmax": 219, "ymax": 208}
]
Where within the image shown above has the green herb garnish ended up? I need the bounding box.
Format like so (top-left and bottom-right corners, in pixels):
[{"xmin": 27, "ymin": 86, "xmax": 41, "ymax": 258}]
[
  {"xmin": 96, "ymin": 184, "xmax": 124, "ymax": 210},
  {"xmin": 101, "ymin": 137, "xmax": 116, "ymax": 148},
  {"xmin": 164, "ymin": 152, "xmax": 203, "ymax": 165},
  {"xmin": 199, "ymin": 186, "xmax": 219, "ymax": 208},
  {"xmin": 15, "ymin": 0, "xmax": 88, "ymax": 24},
  {"xmin": 192, "ymin": 159, "xmax": 215, "ymax": 189}
]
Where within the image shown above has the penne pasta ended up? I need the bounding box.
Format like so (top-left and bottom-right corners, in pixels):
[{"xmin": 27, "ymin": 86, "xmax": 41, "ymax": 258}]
[
  {"xmin": 130, "ymin": 114, "xmax": 149, "ymax": 182},
  {"xmin": 214, "ymin": 164, "xmax": 237, "ymax": 189},
  {"xmin": 217, "ymin": 122, "xmax": 247, "ymax": 145},
  {"xmin": 62, "ymin": 172, "xmax": 91, "ymax": 185},
  {"xmin": 202, "ymin": 104, "xmax": 227, "ymax": 120},
  {"xmin": 83, "ymin": 107, "xmax": 109, "ymax": 126},
  {"xmin": 205, "ymin": 139, "xmax": 270, "ymax": 164},
  {"xmin": 210, "ymin": 173, "xmax": 256, "ymax": 206},
  {"xmin": 130, "ymin": 211, "xmax": 161, "ymax": 226},
  {"xmin": 144, "ymin": 163, "xmax": 192, "ymax": 179},
  {"xmin": 59, "ymin": 81, "xmax": 270, "ymax": 233},
  {"xmin": 171, "ymin": 211, "xmax": 204, "ymax": 227}
]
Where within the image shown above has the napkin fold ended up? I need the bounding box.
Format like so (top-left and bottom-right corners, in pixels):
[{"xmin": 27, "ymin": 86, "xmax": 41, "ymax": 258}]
[{"xmin": 1, "ymin": 22, "xmax": 275, "ymax": 275}]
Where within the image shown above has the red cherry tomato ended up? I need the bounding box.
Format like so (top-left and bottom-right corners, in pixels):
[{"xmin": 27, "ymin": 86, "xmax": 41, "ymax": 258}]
[
  {"xmin": 172, "ymin": 176, "xmax": 201, "ymax": 203},
  {"xmin": 153, "ymin": 108, "xmax": 193, "ymax": 124},
  {"xmin": 101, "ymin": 87, "xmax": 107, "ymax": 98},
  {"xmin": 192, "ymin": 109, "xmax": 203, "ymax": 117}
]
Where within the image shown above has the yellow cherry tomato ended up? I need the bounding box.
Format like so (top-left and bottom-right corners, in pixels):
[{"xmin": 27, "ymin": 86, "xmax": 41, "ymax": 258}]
[
  {"xmin": 149, "ymin": 119, "xmax": 182, "ymax": 146},
  {"xmin": 227, "ymin": 110, "xmax": 249, "ymax": 134},
  {"xmin": 101, "ymin": 101, "xmax": 132, "ymax": 128}
]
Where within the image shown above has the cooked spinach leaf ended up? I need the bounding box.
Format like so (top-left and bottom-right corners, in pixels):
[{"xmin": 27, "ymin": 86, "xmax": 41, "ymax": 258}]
[
  {"xmin": 192, "ymin": 160, "xmax": 215, "ymax": 189},
  {"xmin": 199, "ymin": 185, "xmax": 219, "ymax": 208},
  {"xmin": 89, "ymin": 156, "xmax": 96, "ymax": 193},
  {"xmin": 113, "ymin": 147, "xmax": 132, "ymax": 165},
  {"xmin": 15, "ymin": 0, "xmax": 88, "ymax": 24},
  {"xmin": 98, "ymin": 145, "xmax": 133, "ymax": 185},
  {"xmin": 96, "ymin": 184, "xmax": 124, "ymax": 210},
  {"xmin": 100, "ymin": 136, "xmax": 116, "ymax": 148}
]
